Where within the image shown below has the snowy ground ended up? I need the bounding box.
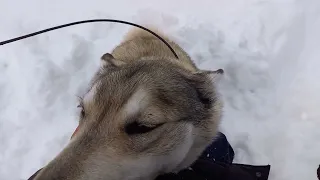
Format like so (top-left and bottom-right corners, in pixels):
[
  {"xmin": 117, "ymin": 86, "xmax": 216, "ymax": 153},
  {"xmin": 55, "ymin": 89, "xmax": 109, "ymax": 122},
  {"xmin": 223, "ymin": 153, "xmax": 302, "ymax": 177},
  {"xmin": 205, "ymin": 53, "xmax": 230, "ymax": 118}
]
[{"xmin": 1, "ymin": 0, "xmax": 320, "ymax": 179}]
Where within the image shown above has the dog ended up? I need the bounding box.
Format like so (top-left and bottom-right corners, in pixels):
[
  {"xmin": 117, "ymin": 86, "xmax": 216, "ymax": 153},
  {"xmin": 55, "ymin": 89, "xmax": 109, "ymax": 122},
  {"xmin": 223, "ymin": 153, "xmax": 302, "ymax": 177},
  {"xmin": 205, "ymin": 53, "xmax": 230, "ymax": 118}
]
[{"xmin": 33, "ymin": 25, "xmax": 224, "ymax": 180}]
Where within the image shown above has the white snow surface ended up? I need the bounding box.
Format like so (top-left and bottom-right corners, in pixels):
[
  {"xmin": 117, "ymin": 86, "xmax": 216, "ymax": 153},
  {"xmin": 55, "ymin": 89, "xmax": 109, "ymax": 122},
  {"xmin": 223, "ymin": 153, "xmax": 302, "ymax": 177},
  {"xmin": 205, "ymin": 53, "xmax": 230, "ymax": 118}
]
[{"xmin": 1, "ymin": 0, "xmax": 320, "ymax": 180}]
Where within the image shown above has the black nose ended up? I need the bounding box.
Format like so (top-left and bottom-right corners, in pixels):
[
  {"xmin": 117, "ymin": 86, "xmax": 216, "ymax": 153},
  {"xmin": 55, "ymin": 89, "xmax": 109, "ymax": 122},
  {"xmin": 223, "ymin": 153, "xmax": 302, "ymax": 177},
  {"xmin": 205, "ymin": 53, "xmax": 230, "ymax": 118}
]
[
  {"xmin": 28, "ymin": 168, "xmax": 43, "ymax": 180},
  {"xmin": 216, "ymin": 69, "xmax": 224, "ymax": 74}
]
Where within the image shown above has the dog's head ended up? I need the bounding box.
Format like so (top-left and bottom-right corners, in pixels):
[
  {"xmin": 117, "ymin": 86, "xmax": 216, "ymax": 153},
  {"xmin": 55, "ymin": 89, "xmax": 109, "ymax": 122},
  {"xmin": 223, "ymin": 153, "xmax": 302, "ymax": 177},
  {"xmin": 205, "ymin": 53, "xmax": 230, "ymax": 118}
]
[{"xmin": 34, "ymin": 53, "xmax": 223, "ymax": 180}]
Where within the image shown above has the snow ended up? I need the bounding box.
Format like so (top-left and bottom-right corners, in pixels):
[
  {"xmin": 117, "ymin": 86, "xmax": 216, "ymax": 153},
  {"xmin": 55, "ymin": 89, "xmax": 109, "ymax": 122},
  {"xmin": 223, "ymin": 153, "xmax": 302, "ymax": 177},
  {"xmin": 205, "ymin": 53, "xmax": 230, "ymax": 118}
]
[{"xmin": 0, "ymin": 0, "xmax": 320, "ymax": 179}]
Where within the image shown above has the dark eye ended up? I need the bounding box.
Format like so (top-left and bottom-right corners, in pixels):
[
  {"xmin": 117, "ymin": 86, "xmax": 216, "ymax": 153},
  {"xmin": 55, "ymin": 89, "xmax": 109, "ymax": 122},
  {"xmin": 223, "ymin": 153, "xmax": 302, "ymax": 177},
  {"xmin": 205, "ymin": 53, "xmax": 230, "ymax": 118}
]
[
  {"xmin": 77, "ymin": 103, "xmax": 85, "ymax": 118},
  {"xmin": 125, "ymin": 121, "xmax": 162, "ymax": 135}
]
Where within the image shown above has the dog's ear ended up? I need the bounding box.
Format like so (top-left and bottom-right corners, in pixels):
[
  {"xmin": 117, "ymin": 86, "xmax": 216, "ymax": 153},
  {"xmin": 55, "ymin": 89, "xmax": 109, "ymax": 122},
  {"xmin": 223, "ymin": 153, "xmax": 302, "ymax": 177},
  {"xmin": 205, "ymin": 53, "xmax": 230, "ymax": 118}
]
[
  {"xmin": 100, "ymin": 53, "xmax": 126, "ymax": 68},
  {"xmin": 189, "ymin": 69, "xmax": 224, "ymax": 109},
  {"xmin": 193, "ymin": 69, "xmax": 224, "ymax": 82}
]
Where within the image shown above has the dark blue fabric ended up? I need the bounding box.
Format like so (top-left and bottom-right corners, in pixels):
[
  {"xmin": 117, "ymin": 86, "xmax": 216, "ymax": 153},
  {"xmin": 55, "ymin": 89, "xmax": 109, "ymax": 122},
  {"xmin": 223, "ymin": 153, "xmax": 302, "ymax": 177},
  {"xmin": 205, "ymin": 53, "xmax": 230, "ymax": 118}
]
[
  {"xmin": 156, "ymin": 132, "xmax": 271, "ymax": 180},
  {"xmin": 155, "ymin": 132, "xmax": 236, "ymax": 180},
  {"xmin": 198, "ymin": 132, "xmax": 235, "ymax": 165}
]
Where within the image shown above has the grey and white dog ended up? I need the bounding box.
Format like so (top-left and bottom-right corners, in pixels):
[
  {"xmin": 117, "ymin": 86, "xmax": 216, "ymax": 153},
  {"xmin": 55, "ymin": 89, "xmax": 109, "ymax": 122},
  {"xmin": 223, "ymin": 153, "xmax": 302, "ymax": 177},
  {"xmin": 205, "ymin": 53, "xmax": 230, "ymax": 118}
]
[{"xmin": 33, "ymin": 25, "xmax": 224, "ymax": 180}]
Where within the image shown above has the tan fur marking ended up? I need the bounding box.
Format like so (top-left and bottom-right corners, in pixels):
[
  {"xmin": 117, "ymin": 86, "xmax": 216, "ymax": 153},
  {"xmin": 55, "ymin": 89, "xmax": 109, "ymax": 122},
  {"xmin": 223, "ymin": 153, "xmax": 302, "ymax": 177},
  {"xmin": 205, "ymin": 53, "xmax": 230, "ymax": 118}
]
[
  {"xmin": 83, "ymin": 81, "xmax": 100, "ymax": 105},
  {"xmin": 122, "ymin": 88, "xmax": 148, "ymax": 118}
]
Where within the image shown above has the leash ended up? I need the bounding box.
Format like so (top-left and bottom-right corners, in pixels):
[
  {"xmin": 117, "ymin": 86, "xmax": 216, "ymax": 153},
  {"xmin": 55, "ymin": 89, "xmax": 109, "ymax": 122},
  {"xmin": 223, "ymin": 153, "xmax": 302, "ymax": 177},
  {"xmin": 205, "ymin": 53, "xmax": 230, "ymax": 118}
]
[{"xmin": 0, "ymin": 19, "xmax": 179, "ymax": 59}]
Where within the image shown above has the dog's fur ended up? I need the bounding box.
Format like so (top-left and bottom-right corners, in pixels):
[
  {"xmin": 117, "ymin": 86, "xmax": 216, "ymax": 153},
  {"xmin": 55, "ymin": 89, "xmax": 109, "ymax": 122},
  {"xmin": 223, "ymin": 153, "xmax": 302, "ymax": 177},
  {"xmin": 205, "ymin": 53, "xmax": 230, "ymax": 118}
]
[{"xmin": 34, "ymin": 26, "xmax": 224, "ymax": 180}]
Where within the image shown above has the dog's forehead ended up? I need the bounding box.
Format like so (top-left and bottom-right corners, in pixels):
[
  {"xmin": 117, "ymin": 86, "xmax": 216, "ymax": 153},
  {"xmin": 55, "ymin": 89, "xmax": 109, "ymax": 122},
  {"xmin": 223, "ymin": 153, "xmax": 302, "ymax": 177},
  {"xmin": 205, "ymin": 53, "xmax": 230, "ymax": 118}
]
[
  {"xmin": 85, "ymin": 62, "xmax": 195, "ymax": 110},
  {"xmin": 122, "ymin": 88, "xmax": 149, "ymax": 118},
  {"xmin": 81, "ymin": 64, "xmax": 206, "ymax": 126},
  {"xmin": 84, "ymin": 69, "xmax": 150, "ymax": 107}
]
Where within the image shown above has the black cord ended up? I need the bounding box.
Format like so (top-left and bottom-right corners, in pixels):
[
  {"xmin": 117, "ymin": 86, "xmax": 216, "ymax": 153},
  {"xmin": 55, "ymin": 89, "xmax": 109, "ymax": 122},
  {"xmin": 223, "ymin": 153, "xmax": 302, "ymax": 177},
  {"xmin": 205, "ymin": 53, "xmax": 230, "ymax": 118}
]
[{"xmin": 0, "ymin": 19, "xmax": 179, "ymax": 59}]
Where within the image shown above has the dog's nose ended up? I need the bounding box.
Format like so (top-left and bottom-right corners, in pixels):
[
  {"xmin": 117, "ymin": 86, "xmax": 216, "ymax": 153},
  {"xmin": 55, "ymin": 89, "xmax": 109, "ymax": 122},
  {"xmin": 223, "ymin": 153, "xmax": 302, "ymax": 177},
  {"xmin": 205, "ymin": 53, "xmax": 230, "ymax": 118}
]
[
  {"xmin": 28, "ymin": 168, "xmax": 43, "ymax": 180},
  {"xmin": 216, "ymin": 69, "xmax": 224, "ymax": 74}
]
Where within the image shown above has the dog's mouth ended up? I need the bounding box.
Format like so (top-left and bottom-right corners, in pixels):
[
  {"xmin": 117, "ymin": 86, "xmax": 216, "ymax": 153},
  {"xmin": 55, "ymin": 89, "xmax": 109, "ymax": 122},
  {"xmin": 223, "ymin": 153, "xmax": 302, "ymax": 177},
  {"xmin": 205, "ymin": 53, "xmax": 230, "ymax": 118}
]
[{"xmin": 70, "ymin": 125, "xmax": 80, "ymax": 139}]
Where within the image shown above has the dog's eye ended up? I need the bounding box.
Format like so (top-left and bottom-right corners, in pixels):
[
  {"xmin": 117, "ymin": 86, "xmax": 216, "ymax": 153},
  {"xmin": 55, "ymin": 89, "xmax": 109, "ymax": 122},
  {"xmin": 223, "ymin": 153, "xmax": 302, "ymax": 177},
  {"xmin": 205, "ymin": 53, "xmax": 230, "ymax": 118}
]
[
  {"xmin": 77, "ymin": 104, "xmax": 85, "ymax": 118},
  {"xmin": 125, "ymin": 121, "xmax": 162, "ymax": 135},
  {"xmin": 76, "ymin": 96, "xmax": 86, "ymax": 118}
]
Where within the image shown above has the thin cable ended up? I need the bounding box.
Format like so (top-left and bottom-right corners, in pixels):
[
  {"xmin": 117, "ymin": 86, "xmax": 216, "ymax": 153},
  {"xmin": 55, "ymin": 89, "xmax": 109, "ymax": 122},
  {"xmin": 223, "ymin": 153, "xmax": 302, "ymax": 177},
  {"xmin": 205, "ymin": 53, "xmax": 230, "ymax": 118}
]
[{"xmin": 0, "ymin": 19, "xmax": 179, "ymax": 59}]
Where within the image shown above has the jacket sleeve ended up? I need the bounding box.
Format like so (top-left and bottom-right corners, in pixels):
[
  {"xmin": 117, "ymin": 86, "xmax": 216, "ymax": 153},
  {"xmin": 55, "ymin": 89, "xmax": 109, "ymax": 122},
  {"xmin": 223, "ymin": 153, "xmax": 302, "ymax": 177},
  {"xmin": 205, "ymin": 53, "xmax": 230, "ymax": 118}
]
[{"xmin": 191, "ymin": 160, "xmax": 271, "ymax": 180}]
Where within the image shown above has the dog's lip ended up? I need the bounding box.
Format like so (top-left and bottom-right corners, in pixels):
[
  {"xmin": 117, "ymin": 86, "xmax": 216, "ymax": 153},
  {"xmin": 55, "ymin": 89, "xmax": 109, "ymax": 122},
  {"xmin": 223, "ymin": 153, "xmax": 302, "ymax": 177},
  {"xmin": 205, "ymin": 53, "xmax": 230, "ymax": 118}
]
[{"xmin": 71, "ymin": 125, "xmax": 80, "ymax": 139}]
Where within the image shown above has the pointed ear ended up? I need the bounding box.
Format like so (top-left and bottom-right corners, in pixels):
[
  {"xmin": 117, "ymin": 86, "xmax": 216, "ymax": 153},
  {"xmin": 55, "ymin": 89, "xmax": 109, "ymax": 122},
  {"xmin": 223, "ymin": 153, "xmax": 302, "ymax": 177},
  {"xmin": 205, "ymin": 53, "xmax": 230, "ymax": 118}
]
[
  {"xmin": 189, "ymin": 69, "xmax": 224, "ymax": 109},
  {"xmin": 100, "ymin": 53, "xmax": 126, "ymax": 68},
  {"xmin": 193, "ymin": 69, "xmax": 224, "ymax": 82}
]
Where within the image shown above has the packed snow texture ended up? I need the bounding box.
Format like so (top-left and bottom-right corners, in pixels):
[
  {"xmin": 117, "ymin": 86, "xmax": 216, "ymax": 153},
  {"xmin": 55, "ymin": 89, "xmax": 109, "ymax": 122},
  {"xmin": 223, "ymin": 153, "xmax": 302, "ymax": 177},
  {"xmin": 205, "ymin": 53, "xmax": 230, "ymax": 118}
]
[{"xmin": 1, "ymin": 0, "xmax": 320, "ymax": 180}]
